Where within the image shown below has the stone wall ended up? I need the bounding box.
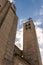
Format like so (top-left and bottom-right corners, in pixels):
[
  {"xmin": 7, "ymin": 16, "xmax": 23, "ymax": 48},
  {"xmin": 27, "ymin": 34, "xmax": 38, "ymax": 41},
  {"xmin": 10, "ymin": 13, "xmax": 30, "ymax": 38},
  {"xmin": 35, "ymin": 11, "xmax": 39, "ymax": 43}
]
[
  {"xmin": 0, "ymin": 1, "xmax": 18, "ymax": 65},
  {"xmin": 14, "ymin": 55, "xmax": 29, "ymax": 65}
]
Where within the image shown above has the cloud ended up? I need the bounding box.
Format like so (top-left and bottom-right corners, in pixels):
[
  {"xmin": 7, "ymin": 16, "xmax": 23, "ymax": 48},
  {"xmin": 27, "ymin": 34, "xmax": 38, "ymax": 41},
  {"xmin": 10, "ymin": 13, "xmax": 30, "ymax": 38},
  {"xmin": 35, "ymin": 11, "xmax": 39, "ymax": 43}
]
[
  {"xmin": 33, "ymin": 5, "xmax": 43, "ymax": 17},
  {"xmin": 8, "ymin": 0, "xmax": 13, "ymax": 3},
  {"xmin": 35, "ymin": 27, "xmax": 43, "ymax": 45},
  {"xmin": 18, "ymin": 18, "xmax": 27, "ymax": 29},
  {"xmin": 40, "ymin": 48, "xmax": 43, "ymax": 52},
  {"xmin": 34, "ymin": 19, "xmax": 43, "ymax": 46},
  {"xmin": 34, "ymin": 20, "xmax": 43, "ymax": 64},
  {"xmin": 15, "ymin": 28, "xmax": 23, "ymax": 50},
  {"xmin": 41, "ymin": 5, "xmax": 43, "ymax": 8},
  {"xmin": 34, "ymin": 20, "xmax": 42, "ymax": 26},
  {"xmin": 13, "ymin": 0, "xmax": 15, "ymax": 3},
  {"xmin": 40, "ymin": 10, "xmax": 43, "ymax": 16},
  {"xmin": 39, "ymin": 5, "xmax": 43, "ymax": 16}
]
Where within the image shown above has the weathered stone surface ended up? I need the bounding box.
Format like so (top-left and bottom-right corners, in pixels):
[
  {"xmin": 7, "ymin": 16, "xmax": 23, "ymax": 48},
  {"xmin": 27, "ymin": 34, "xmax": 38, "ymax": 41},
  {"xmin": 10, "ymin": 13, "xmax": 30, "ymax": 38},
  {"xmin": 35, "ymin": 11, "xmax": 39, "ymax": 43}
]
[
  {"xmin": 23, "ymin": 19, "xmax": 42, "ymax": 65},
  {"xmin": 14, "ymin": 55, "xmax": 29, "ymax": 65},
  {"xmin": 0, "ymin": 1, "xmax": 11, "ymax": 27},
  {"xmin": 14, "ymin": 45, "xmax": 23, "ymax": 56},
  {"xmin": 0, "ymin": 0, "xmax": 18, "ymax": 65},
  {"xmin": 0, "ymin": 0, "xmax": 7, "ymax": 12},
  {"xmin": 0, "ymin": 0, "xmax": 42, "ymax": 65}
]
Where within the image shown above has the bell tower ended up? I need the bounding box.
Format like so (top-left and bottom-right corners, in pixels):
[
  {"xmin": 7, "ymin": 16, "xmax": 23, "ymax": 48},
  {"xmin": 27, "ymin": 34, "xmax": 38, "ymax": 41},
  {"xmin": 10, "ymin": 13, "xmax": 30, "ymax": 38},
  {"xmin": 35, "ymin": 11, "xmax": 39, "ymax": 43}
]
[
  {"xmin": 23, "ymin": 18, "xmax": 42, "ymax": 65},
  {"xmin": 0, "ymin": 0, "xmax": 18, "ymax": 65}
]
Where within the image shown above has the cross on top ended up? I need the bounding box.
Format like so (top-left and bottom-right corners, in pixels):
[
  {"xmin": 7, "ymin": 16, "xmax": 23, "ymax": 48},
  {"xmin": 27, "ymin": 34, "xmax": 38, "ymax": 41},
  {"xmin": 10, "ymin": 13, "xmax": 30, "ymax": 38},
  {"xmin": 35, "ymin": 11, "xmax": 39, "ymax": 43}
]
[{"xmin": 28, "ymin": 18, "xmax": 32, "ymax": 21}]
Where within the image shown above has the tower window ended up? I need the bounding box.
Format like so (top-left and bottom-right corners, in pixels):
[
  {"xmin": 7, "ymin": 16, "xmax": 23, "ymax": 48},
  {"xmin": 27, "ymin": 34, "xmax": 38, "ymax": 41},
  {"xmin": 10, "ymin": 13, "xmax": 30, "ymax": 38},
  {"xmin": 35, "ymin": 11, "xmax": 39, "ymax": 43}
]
[
  {"xmin": 29, "ymin": 26, "xmax": 31, "ymax": 29},
  {"xmin": 25, "ymin": 24, "xmax": 28, "ymax": 30},
  {"xmin": 26, "ymin": 27, "xmax": 28, "ymax": 30},
  {"xmin": 25, "ymin": 24, "xmax": 31, "ymax": 30},
  {"xmin": 28, "ymin": 23, "xmax": 31, "ymax": 25},
  {"xmin": 0, "ymin": 5, "xmax": 1, "ymax": 7}
]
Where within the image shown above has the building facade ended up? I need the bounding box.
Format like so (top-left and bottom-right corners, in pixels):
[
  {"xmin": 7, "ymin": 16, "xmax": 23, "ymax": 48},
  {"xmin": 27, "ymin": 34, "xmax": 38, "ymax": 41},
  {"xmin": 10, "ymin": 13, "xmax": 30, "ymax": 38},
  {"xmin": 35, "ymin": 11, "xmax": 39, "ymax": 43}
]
[
  {"xmin": 0, "ymin": 0, "xmax": 42, "ymax": 65},
  {"xmin": 0, "ymin": 0, "xmax": 18, "ymax": 65},
  {"xmin": 23, "ymin": 18, "xmax": 42, "ymax": 65}
]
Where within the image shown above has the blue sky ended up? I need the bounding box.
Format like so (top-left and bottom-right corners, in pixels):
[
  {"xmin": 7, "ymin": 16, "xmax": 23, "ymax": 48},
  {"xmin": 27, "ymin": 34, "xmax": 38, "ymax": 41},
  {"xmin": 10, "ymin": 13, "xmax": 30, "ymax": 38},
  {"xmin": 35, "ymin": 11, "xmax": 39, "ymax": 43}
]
[
  {"xmin": 13, "ymin": 0, "xmax": 43, "ymax": 29},
  {"xmin": 13, "ymin": 0, "xmax": 43, "ymax": 20},
  {"xmin": 9, "ymin": 0, "xmax": 43, "ymax": 64}
]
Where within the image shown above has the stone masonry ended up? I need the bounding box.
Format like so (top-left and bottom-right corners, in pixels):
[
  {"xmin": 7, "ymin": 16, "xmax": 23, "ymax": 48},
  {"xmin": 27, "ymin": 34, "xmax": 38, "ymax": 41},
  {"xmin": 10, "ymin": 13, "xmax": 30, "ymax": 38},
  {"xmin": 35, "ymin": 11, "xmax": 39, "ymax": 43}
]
[
  {"xmin": 23, "ymin": 18, "xmax": 42, "ymax": 65},
  {"xmin": 0, "ymin": 0, "xmax": 18, "ymax": 65},
  {"xmin": 0, "ymin": 0, "xmax": 42, "ymax": 65}
]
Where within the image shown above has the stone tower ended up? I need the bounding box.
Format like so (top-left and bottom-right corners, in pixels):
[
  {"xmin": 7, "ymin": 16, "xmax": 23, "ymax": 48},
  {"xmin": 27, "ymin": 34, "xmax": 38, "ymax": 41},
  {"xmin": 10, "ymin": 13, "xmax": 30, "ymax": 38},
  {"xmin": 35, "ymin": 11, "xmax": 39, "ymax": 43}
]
[
  {"xmin": 0, "ymin": 0, "xmax": 18, "ymax": 65},
  {"xmin": 23, "ymin": 18, "xmax": 42, "ymax": 65}
]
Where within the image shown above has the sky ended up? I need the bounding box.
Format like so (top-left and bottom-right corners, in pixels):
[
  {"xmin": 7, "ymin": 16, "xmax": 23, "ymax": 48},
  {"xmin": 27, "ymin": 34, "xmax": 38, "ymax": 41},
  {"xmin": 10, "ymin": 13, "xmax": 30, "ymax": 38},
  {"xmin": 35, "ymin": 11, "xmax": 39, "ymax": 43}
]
[{"xmin": 9, "ymin": 0, "xmax": 43, "ymax": 64}]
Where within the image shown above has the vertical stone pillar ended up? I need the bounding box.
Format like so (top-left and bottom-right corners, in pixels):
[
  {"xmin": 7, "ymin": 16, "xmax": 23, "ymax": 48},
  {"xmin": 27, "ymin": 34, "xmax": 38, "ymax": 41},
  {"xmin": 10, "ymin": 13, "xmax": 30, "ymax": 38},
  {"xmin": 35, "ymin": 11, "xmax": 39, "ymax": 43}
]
[
  {"xmin": 0, "ymin": 0, "xmax": 11, "ymax": 27},
  {"xmin": 0, "ymin": 0, "xmax": 18, "ymax": 65}
]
